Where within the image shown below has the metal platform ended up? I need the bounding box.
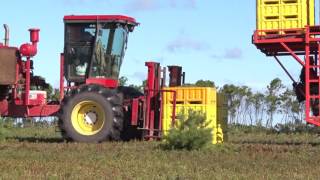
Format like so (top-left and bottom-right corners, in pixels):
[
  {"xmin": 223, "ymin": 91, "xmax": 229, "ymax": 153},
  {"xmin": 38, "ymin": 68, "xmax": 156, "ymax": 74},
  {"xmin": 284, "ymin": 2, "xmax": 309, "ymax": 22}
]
[{"xmin": 253, "ymin": 26, "xmax": 320, "ymax": 126}]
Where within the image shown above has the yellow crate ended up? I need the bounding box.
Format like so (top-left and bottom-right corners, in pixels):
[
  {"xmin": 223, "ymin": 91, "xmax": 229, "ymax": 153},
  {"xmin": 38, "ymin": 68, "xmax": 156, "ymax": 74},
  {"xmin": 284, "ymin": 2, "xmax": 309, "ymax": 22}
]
[
  {"xmin": 163, "ymin": 87, "xmax": 216, "ymax": 105},
  {"xmin": 257, "ymin": 0, "xmax": 315, "ymax": 32},
  {"xmin": 162, "ymin": 87, "xmax": 226, "ymax": 144}
]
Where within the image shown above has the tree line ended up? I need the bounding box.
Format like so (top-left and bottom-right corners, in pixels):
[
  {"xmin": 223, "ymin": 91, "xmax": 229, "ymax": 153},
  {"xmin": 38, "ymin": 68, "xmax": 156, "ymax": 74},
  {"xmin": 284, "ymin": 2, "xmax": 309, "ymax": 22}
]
[{"xmin": 218, "ymin": 78, "xmax": 304, "ymax": 128}]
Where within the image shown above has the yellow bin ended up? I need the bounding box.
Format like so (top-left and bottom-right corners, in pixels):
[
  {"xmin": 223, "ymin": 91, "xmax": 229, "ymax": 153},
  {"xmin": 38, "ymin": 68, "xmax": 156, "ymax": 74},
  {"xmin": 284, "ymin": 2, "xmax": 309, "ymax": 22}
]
[
  {"xmin": 257, "ymin": 0, "xmax": 315, "ymax": 33},
  {"xmin": 162, "ymin": 87, "xmax": 225, "ymax": 144}
]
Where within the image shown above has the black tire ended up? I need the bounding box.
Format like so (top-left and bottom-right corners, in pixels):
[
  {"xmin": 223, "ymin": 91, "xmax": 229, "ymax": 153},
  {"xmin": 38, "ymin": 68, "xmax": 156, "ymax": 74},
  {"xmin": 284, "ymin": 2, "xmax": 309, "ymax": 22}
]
[
  {"xmin": 58, "ymin": 84, "xmax": 123, "ymax": 142},
  {"xmin": 117, "ymin": 86, "xmax": 144, "ymax": 141}
]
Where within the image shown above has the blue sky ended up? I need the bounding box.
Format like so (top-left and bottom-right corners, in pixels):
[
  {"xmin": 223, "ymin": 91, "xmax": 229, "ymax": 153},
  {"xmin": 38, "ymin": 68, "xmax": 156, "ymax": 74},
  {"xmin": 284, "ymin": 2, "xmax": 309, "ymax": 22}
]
[{"xmin": 0, "ymin": 0, "xmax": 315, "ymax": 90}]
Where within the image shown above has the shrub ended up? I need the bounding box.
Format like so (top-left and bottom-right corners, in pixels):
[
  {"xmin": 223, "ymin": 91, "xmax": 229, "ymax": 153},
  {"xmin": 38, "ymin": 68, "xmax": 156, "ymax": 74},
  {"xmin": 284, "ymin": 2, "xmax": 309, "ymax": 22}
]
[{"xmin": 161, "ymin": 109, "xmax": 212, "ymax": 150}]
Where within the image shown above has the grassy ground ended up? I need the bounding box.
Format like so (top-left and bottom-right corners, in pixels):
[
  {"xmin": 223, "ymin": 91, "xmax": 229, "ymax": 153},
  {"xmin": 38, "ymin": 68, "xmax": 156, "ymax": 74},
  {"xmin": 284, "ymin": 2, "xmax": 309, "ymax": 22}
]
[{"xmin": 1, "ymin": 127, "xmax": 320, "ymax": 179}]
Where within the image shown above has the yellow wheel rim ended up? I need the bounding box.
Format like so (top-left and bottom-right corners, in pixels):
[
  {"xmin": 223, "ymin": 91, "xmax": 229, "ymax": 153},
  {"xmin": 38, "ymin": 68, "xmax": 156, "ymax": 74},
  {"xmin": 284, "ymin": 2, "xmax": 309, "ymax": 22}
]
[{"xmin": 71, "ymin": 100, "xmax": 105, "ymax": 136}]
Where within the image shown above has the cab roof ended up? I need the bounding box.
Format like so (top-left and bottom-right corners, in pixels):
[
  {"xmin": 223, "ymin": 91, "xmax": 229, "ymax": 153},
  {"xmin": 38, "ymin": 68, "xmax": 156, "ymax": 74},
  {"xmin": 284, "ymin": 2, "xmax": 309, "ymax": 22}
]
[{"xmin": 64, "ymin": 15, "xmax": 138, "ymax": 25}]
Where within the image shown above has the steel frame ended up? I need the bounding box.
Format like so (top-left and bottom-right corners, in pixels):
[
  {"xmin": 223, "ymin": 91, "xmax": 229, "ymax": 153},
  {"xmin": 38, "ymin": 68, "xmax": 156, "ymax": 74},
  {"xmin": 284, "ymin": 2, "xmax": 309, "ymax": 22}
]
[
  {"xmin": 253, "ymin": 26, "xmax": 320, "ymax": 126},
  {"xmin": 142, "ymin": 62, "xmax": 176, "ymax": 139}
]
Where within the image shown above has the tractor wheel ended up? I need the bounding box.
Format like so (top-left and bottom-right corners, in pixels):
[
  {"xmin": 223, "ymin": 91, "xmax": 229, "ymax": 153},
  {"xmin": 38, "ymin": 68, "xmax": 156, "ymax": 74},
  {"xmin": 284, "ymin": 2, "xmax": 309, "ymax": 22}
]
[
  {"xmin": 117, "ymin": 86, "xmax": 144, "ymax": 141},
  {"xmin": 58, "ymin": 84, "xmax": 123, "ymax": 142}
]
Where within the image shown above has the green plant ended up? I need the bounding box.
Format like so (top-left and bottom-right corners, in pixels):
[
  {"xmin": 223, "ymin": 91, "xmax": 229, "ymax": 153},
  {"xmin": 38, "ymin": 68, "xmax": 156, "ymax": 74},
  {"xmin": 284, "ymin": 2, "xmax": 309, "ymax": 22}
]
[{"xmin": 161, "ymin": 109, "xmax": 212, "ymax": 150}]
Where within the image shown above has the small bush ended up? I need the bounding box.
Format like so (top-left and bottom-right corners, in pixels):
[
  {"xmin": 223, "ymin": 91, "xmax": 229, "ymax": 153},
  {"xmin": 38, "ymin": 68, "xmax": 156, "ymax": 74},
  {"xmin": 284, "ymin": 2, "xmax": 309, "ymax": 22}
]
[{"xmin": 161, "ymin": 109, "xmax": 212, "ymax": 150}]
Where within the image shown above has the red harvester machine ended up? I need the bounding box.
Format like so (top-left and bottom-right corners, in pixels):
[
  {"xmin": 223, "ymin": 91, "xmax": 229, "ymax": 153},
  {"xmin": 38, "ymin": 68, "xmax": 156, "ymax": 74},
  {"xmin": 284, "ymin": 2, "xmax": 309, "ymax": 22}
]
[{"xmin": 0, "ymin": 15, "xmax": 177, "ymax": 142}]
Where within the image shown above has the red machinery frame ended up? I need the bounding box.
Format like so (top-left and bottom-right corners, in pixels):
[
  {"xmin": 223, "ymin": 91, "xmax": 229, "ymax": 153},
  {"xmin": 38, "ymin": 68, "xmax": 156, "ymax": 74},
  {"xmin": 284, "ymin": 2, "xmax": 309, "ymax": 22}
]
[
  {"xmin": 131, "ymin": 62, "xmax": 176, "ymax": 140},
  {"xmin": 63, "ymin": 15, "xmax": 137, "ymax": 23},
  {"xmin": 0, "ymin": 28, "xmax": 61, "ymax": 118},
  {"xmin": 253, "ymin": 26, "xmax": 320, "ymax": 126}
]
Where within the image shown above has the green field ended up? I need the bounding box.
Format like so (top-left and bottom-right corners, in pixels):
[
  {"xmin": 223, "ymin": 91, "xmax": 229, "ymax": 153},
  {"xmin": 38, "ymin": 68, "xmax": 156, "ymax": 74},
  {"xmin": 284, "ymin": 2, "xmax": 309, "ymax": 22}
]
[{"xmin": 1, "ymin": 127, "xmax": 320, "ymax": 179}]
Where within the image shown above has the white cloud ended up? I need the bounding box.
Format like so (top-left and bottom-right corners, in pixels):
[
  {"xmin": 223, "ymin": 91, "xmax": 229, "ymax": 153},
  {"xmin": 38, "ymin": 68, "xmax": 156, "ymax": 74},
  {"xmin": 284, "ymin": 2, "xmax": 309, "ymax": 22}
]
[
  {"xmin": 169, "ymin": 0, "xmax": 196, "ymax": 8},
  {"xmin": 166, "ymin": 37, "xmax": 210, "ymax": 53},
  {"xmin": 124, "ymin": 0, "xmax": 197, "ymax": 12},
  {"xmin": 224, "ymin": 48, "xmax": 243, "ymax": 59},
  {"xmin": 62, "ymin": 0, "xmax": 111, "ymax": 6},
  {"xmin": 124, "ymin": 0, "xmax": 159, "ymax": 12},
  {"xmin": 211, "ymin": 48, "xmax": 243, "ymax": 60}
]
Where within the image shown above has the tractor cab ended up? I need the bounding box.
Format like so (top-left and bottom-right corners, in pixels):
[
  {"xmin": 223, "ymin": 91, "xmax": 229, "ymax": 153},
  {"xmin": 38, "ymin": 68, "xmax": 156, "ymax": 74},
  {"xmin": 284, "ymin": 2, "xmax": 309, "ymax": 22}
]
[{"xmin": 63, "ymin": 15, "xmax": 138, "ymax": 86}]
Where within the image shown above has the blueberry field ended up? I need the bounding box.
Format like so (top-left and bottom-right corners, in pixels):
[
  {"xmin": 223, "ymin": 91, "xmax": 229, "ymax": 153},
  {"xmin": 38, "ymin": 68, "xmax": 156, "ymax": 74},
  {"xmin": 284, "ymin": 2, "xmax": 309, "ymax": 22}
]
[{"xmin": 1, "ymin": 125, "xmax": 320, "ymax": 179}]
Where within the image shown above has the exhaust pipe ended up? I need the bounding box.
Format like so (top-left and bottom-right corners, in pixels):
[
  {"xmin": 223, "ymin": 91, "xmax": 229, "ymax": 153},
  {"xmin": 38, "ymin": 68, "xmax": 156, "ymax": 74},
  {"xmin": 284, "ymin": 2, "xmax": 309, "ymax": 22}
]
[{"xmin": 3, "ymin": 24, "xmax": 9, "ymax": 46}]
